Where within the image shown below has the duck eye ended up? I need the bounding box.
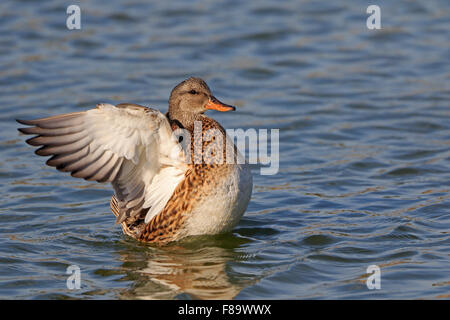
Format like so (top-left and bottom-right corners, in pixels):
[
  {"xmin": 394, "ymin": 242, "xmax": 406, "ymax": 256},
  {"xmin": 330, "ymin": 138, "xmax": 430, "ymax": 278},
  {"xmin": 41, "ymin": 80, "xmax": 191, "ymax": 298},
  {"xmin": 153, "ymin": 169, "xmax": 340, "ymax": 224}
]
[{"xmin": 189, "ymin": 90, "xmax": 197, "ymax": 95}]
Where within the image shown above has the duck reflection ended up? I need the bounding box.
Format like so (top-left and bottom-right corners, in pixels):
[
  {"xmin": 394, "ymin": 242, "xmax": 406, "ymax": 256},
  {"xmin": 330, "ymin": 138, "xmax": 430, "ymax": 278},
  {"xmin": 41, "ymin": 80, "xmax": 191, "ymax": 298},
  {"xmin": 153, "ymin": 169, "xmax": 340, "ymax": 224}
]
[{"xmin": 117, "ymin": 235, "xmax": 251, "ymax": 300}]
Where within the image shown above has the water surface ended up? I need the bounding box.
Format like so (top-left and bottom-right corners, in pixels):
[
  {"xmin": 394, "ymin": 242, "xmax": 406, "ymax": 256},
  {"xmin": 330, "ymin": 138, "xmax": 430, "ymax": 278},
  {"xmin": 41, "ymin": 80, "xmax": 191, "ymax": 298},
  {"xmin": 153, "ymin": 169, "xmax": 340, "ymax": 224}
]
[{"xmin": 0, "ymin": 0, "xmax": 449, "ymax": 299}]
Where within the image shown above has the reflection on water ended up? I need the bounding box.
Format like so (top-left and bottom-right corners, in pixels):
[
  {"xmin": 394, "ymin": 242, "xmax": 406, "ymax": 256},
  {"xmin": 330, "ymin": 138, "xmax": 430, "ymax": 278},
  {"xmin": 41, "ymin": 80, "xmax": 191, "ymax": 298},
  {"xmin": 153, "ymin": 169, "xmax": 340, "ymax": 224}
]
[{"xmin": 118, "ymin": 237, "xmax": 248, "ymax": 300}]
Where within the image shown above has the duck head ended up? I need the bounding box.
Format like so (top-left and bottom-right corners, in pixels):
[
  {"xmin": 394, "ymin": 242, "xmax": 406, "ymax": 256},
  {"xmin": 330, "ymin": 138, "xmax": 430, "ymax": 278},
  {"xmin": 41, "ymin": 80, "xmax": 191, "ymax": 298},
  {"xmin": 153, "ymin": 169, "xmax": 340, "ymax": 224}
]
[{"xmin": 168, "ymin": 77, "xmax": 235, "ymax": 128}]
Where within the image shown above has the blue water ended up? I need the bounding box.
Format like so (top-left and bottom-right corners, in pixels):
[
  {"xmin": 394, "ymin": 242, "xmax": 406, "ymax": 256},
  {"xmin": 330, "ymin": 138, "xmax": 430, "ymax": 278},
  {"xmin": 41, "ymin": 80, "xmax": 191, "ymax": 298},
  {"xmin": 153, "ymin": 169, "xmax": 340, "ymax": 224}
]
[{"xmin": 0, "ymin": 0, "xmax": 449, "ymax": 299}]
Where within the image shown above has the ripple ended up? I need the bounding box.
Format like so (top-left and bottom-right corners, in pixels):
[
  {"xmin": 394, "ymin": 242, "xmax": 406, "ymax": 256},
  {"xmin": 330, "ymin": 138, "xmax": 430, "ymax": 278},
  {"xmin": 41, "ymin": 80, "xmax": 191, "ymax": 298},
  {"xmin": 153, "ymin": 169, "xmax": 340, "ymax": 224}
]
[{"xmin": 301, "ymin": 234, "xmax": 338, "ymax": 246}]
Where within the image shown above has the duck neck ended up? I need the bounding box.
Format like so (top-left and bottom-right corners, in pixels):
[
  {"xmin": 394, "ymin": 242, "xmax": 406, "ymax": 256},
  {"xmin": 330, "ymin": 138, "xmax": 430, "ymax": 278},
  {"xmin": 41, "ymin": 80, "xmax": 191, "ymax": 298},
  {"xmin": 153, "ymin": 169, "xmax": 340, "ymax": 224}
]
[{"xmin": 168, "ymin": 108, "xmax": 201, "ymax": 131}]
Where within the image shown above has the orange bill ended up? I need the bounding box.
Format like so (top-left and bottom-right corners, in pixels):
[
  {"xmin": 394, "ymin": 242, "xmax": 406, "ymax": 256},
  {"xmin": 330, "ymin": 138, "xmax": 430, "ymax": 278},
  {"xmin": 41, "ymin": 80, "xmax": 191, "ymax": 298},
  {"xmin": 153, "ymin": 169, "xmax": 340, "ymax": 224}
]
[{"xmin": 205, "ymin": 96, "xmax": 236, "ymax": 112}]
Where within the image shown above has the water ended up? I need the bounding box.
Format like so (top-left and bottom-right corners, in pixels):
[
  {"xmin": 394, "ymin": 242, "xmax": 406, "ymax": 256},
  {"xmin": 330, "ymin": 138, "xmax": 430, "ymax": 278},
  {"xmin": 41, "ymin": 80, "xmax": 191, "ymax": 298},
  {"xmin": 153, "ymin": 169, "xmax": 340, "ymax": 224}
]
[{"xmin": 0, "ymin": 0, "xmax": 449, "ymax": 299}]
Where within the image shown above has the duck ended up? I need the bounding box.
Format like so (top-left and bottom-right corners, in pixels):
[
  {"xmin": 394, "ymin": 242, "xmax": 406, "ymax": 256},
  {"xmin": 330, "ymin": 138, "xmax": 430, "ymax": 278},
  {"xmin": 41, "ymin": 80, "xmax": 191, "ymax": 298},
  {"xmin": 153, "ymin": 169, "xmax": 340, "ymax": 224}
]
[{"xmin": 17, "ymin": 77, "xmax": 253, "ymax": 244}]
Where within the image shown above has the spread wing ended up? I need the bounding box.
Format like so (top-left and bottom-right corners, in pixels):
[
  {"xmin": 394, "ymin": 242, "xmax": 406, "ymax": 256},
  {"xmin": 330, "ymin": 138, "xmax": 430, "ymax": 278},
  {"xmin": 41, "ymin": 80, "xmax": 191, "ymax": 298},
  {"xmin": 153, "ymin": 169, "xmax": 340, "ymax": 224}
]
[{"xmin": 17, "ymin": 103, "xmax": 188, "ymax": 224}]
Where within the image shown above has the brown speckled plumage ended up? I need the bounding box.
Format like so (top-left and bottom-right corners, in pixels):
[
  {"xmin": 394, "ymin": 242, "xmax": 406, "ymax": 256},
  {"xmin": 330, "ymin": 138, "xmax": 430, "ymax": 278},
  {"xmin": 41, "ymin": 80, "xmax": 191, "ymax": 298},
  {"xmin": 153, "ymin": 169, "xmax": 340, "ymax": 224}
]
[{"xmin": 138, "ymin": 115, "xmax": 237, "ymax": 244}]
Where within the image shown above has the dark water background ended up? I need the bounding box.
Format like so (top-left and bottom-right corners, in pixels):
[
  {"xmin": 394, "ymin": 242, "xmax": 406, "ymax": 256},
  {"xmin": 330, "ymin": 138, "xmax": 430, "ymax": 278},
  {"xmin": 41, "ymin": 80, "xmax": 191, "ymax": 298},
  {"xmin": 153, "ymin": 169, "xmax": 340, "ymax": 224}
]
[{"xmin": 0, "ymin": 0, "xmax": 449, "ymax": 299}]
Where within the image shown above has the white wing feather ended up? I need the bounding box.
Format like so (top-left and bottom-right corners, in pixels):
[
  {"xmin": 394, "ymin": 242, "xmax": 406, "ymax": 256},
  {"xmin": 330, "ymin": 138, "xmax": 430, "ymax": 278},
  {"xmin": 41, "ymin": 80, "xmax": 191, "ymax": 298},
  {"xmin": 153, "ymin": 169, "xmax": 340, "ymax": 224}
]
[{"xmin": 18, "ymin": 103, "xmax": 187, "ymax": 224}]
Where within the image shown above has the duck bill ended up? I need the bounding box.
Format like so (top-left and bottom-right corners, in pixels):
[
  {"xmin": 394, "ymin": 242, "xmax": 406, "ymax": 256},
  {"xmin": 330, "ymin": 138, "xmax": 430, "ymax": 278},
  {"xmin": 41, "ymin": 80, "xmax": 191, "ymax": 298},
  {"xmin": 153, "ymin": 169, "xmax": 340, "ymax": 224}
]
[{"xmin": 205, "ymin": 96, "xmax": 236, "ymax": 112}]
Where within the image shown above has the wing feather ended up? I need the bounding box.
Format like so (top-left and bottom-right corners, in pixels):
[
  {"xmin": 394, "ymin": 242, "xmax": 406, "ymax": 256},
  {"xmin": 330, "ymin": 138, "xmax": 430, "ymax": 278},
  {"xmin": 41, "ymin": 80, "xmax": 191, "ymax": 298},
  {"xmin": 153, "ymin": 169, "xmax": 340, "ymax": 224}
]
[
  {"xmin": 46, "ymin": 145, "xmax": 90, "ymax": 167},
  {"xmin": 18, "ymin": 124, "xmax": 85, "ymax": 136},
  {"xmin": 17, "ymin": 103, "xmax": 187, "ymax": 227},
  {"xmin": 100, "ymin": 156, "xmax": 124, "ymax": 183},
  {"xmin": 17, "ymin": 113, "xmax": 85, "ymax": 129},
  {"xmin": 26, "ymin": 130, "xmax": 88, "ymax": 146},
  {"xmin": 35, "ymin": 135, "xmax": 92, "ymax": 156}
]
